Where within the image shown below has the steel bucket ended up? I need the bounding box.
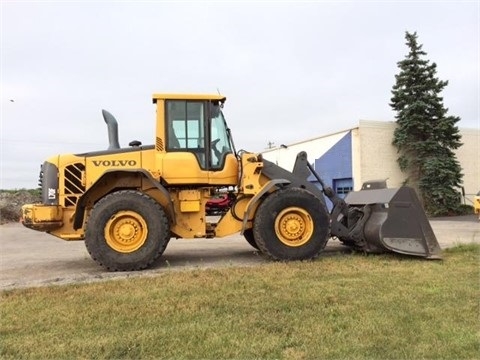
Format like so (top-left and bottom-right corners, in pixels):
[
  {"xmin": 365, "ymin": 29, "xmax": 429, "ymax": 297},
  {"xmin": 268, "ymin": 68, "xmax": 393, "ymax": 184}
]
[{"xmin": 344, "ymin": 186, "xmax": 442, "ymax": 259}]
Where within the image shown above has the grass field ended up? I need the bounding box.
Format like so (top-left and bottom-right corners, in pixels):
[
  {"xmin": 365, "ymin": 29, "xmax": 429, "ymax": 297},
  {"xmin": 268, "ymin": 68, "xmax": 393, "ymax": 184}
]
[{"xmin": 1, "ymin": 244, "xmax": 479, "ymax": 359}]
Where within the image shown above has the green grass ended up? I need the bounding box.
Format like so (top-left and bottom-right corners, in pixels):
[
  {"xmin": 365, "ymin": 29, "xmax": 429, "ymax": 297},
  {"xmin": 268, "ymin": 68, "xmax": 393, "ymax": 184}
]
[{"xmin": 1, "ymin": 245, "xmax": 479, "ymax": 359}]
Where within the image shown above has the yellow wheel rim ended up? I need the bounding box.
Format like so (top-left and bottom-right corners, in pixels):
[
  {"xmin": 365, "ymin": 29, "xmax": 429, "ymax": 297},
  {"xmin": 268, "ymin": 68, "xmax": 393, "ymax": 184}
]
[
  {"xmin": 105, "ymin": 211, "xmax": 148, "ymax": 253},
  {"xmin": 274, "ymin": 207, "xmax": 314, "ymax": 247}
]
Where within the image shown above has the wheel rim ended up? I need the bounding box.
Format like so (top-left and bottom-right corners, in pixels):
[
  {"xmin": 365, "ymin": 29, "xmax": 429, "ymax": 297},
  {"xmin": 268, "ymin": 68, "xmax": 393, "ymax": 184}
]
[
  {"xmin": 105, "ymin": 211, "xmax": 148, "ymax": 253},
  {"xmin": 274, "ymin": 207, "xmax": 314, "ymax": 247}
]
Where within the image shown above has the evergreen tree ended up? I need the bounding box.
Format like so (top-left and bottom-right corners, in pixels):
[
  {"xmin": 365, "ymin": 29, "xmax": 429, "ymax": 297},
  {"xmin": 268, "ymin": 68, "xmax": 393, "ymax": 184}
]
[{"xmin": 390, "ymin": 31, "xmax": 463, "ymax": 215}]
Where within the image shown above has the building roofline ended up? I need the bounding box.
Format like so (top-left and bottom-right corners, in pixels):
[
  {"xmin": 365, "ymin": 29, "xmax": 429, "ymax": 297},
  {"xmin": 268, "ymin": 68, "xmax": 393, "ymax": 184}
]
[
  {"xmin": 262, "ymin": 119, "xmax": 479, "ymax": 153},
  {"xmin": 262, "ymin": 126, "xmax": 355, "ymax": 154}
]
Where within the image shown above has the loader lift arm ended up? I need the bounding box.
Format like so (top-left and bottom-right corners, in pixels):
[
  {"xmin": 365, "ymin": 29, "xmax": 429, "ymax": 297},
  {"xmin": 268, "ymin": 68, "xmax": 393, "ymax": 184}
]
[{"xmin": 305, "ymin": 160, "xmax": 368, "ymax": 244}]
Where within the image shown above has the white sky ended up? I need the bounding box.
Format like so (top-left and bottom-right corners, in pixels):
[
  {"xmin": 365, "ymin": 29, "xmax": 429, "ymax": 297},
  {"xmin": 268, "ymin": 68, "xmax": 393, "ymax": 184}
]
[{"xmin": 1, "ymin": 1, "xmax": 479, "ymax": 189}]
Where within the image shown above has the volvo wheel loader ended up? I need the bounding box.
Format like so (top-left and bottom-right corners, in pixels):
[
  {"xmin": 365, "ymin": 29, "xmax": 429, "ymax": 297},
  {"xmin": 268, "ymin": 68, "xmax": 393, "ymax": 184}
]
[{"xmin": 21, "ymin": 93, "xmax": 442, "ymax": 271}]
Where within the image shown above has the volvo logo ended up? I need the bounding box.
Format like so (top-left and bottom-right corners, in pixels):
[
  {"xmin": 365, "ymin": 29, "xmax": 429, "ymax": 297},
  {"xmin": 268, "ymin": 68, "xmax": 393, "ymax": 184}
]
[{"xmin": 92, "ymin": 160, "xmax": 137, "ymax": 167}]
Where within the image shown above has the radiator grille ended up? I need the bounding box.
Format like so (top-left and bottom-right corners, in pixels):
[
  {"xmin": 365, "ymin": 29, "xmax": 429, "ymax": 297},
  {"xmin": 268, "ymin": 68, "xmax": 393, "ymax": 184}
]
[{"xmin": 64, "ymin": 163, "xmax": 85, "ymax": 206}]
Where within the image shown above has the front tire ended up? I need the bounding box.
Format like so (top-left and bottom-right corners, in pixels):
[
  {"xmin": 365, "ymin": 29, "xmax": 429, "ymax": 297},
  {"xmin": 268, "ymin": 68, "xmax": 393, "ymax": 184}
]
[
  {"xmin": 253, "ymin": 187, "xmax": 330, "ymax": 260},
  {"xmin": 85, "ymin": 190, "xmax": 170, "ymax": 271},
  {"xmin": 243, "ymin": 228, "xmax": 259, "ymax": 250}
]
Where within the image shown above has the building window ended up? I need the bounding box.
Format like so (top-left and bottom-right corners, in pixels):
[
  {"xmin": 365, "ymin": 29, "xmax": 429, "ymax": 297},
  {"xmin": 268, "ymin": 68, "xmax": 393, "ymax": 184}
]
[
  {"xmin": 336, "ymin": 186, "xmax": 353, "ymax": 195},
  {"xmin": 333, "ymin": 178, "xmax": 353, "ymax": 198}
]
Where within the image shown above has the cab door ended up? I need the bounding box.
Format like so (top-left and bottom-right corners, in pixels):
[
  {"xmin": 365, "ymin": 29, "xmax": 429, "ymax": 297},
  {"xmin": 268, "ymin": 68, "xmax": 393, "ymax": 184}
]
[
  {"xmin": 161, "ymin": 99, "xmax": 238, "ymax": 186},
  {"xmin": 208, "ymin": 105, "xmax": 238, "ymax": 186}
]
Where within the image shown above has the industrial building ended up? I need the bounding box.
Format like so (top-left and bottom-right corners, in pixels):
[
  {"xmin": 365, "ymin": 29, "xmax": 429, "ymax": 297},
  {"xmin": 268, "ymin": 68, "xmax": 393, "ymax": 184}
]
[{"xmin": 262, "ymin": 120, "xmax": 479, "ymax": 207}]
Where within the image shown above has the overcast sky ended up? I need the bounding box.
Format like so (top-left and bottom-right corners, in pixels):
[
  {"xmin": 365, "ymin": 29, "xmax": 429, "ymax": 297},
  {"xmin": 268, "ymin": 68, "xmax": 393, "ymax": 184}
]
[{"xmin": 1, "ymin": 1, "xmax": 479, "ymax": 189}]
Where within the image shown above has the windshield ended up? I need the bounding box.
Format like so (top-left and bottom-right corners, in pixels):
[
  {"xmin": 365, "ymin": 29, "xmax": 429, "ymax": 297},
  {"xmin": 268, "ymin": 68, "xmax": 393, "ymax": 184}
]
[{"xmin": 210, "ymin": 104, "xmax": 234, "ymax": 169}]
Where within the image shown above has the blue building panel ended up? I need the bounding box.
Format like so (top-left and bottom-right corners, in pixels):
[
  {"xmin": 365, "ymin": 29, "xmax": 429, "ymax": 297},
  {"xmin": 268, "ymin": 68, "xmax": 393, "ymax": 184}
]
[{"xmin": 308, "ymin": 131, "xmax": 353, "ymax": 210}]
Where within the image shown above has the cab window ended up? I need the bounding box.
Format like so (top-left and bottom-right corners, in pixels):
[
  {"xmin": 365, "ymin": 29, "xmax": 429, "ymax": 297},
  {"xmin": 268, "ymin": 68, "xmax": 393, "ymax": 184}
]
[
  {"xmin": 210, "ymin": 106, "xmax": 233, "ymax": 170},
  {"xmin": 166, "ymin": 100, "xmax": 206, "ymax": 168}
]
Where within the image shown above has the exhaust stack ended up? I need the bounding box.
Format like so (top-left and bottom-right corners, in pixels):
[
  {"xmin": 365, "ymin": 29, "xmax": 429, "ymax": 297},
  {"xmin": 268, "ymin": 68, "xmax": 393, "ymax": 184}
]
[{"xmin": 101, "ymin": 109, "xmax": 120, "ymax": 150}]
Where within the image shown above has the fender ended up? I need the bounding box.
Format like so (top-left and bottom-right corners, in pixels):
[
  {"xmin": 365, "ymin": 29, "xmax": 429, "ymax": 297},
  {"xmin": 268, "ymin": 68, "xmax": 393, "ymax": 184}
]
[{"xmin": 73, "ymin": 169, "xmax": 174, "ymax": 230}]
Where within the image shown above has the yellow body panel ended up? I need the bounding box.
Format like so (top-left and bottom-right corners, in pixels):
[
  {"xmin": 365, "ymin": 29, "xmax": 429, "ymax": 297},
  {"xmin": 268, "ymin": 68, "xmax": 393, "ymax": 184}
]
[
  {"xmin": 171, "ymin": 212, "xmax": 207, "ymax": 238},
  {"xmin": 85, "ymin": 150, "xmax": 148, "ymax": 187},
  {"xmin": 239, "ymin": 154, "xmax": 266, "ymax": 194},
  {"xmin": 22, "ymin": 205, "xmax": 84, "ymax": 240},
  {"xmin": 208, "ymin": 154, "xmax": 239, "ymax": 185},
  {"xmin": 22, "ymin": 204, "xmax": 63, "ymax": 228},
  {"xmin": 180, "ymin": 201, "xmax": 200, "ymax": 212},
  {"xmin": 179, "ymin": 190, "xmax": 201, "ymax": 212},
  {"xmin": 22, "ymin": 150, "xmax": 265, "ymax": 240},
  {"xmin": 214, "ymin": 196, "xmax": 255, "ymax": 237},
  {"xmin": 474, "ymin": 193, "xmax": 480, "ymax": 214},
  {"xmin": 162, "ymin": 153, "xmax": 207, "ymax": 184},
  {"xmin": 48, "ymin": 207, "xmax": 85, "ymax": 240},
  {"xmin": 169, "ymin": 188, "xmax": 210, "ymax": 238},
  {"xmin": 162, "ymin": 152, "xmax": 238, "ymax": 186},
  {"xmin": 21, "ymin": 93, "xmax": 256, "ymax": 243},
  {"xmin": 153, "ymin": 93, "xmax": 226, "ymax": 102}
]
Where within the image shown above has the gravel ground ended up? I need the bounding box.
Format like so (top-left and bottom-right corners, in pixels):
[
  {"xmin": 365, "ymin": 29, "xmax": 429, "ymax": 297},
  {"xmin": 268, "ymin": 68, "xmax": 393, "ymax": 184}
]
[{"xmin": 0, "ymin": 215, "xmax": 478, "ymax": 291}]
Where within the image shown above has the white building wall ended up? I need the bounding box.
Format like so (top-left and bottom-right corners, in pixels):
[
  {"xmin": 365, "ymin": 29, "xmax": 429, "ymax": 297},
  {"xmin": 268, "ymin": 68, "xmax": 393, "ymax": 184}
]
[
  {"xmin": 351, "ymin": 128, "xmax": 361, "ymax": 189},
  {"xmin": 261, "ymin": 119, "xmax": 479, "ymax": 205},
  {"xmin": 356, "ymin": 120, "xmax": 479, "ymax": 204},
  {"xmin": 455, "ymin": 128, "xmax": 480, "ymax": 203},
  {"xmin": 262, "ymin": 130, "xmax": 350, "ymax": 172},
  {"xmin": 355, "ymin": 120, "xmax": 405, "ymax": 189}
]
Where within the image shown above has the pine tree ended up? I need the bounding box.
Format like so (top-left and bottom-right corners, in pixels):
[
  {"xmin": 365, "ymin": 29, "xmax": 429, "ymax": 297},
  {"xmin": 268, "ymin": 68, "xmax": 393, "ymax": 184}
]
[{"xmin": 390, "ymin": 31, "xmax": 463, "ymax": 215}]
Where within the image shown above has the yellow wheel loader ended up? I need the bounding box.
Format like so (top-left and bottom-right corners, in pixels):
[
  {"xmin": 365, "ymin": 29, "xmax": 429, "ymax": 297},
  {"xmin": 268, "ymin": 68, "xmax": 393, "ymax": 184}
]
[{"xmin": 21, "ymin": 94, "xmax": 442, "ymax": 271}]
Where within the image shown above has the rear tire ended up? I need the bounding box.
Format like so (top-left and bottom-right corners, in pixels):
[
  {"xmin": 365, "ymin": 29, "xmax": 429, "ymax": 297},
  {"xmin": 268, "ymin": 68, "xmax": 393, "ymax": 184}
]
[
  {"xmin": 253, "ymin": 187, "xmax": 329, "ymax": 260},
  {"xmin": 85, "ymin": 190, "xmax": 170, "ymax": 271}
]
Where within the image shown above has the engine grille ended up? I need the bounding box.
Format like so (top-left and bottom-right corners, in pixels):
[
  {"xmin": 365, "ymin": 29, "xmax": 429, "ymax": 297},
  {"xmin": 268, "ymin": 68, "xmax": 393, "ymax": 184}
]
[{"xmin": 64, "ymin": 163, "xmax": 86, "ymax": 206}]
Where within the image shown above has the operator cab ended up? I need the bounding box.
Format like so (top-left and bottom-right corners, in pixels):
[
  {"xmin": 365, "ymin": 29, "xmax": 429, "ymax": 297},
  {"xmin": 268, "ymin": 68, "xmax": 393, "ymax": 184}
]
[
  {"xmin": 165, "ymin": 97, "xmax": 233, "ymax": 170},
  {"xmin": 153, "ymin": 94, "xmax": 238, "ymax": 186}
]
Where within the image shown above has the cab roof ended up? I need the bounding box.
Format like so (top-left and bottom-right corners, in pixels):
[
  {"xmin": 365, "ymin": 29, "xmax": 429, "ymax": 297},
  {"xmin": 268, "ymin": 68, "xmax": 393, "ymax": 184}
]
[{"xmin": 152, "ymin": 93, "xmax": 226, "ymax": 103}]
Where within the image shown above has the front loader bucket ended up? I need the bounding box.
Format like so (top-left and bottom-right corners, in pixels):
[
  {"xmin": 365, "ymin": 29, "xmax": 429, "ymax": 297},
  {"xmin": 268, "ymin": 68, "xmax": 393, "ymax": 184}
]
[{"xmin": 344, "ymin": 187, "xmax": 442, "ymax": 259}]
